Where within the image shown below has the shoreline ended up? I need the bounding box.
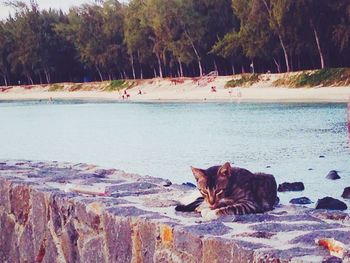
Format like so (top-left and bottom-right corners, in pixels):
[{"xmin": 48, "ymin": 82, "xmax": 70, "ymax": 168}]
[
  {"xmin": 1, "ymin": 96, "xmax": 348, "ymax": 104},
  {"xmin": 0, "ymin": 74, "xmax": 350, "ymax": 103}
]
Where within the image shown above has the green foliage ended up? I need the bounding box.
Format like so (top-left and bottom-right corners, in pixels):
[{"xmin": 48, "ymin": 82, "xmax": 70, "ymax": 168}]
[
  {"xmin": 104, "ymin": 80, "xmax": 127, "ymax": 91},
  {"xmin": 225, "ymin": 74, "xmax": 260, "ymax": 88},
  {"xmin": 0, "ymin": 0, "xmax": 349, "ymax": 86},
  {"xmin": 273, "ymin": 68, "xmax": 350, "ymax": 87},
  {"xmin": 48, "ymin": 84, "xmax": 64, "ymax": 91}
]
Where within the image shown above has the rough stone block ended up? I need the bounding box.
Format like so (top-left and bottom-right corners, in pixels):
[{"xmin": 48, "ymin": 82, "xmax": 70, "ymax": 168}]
[
  {"xmin": 103, "ymin": 214, "xmax": 132, "ymax": 263},
  {"xmin": 203, "ymin": 237, "xmax": 254, "ymax": 263},
  {"xmin": 81, "ymin": 236, "xmax": 105, "ymax": 262},
  {"xmin": 131, "ymin": 219, "xmax": 157, "ymax": 263},
  {"xmin": 173, "ymin": 227, "xmax": 203, "ymax": 262},
  {"xmin": 10, "ymin": 185, "xmax": 32, "ymax": 225}
]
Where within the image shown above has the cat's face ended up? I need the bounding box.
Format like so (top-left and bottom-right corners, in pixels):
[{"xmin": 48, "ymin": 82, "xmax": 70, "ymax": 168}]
[{"xmin": 191, "ymin": 162, "xmax": 231, "ymax": 209}]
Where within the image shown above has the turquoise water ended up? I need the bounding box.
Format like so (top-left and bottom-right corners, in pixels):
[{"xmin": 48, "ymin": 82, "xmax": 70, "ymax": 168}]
[{"xmin": 0, "ymin": 100, "xmax": 349, "ymax": 206}]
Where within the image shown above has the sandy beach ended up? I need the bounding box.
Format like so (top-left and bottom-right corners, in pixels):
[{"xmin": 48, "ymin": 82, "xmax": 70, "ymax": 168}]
[{"xmin": 0, "ymin": 74, "xmax": 350, "ymax": 103}]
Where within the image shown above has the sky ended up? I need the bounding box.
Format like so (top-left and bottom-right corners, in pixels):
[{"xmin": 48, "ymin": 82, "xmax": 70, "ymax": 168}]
[{"xmin": 0, "ymin": 0, "xmax": 126, "ymax": 20}]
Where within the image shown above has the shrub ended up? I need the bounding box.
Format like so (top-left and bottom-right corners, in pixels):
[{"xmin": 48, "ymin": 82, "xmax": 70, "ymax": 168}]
[
  {"xmin": 48, "ymin": 84, "xmax": 64, "ymax": 91},
  {"xmin": 225, "ymin": 74, "xmax": 260, "ymax": 88},
  {"xmin": 273, "ymin": 68, "xmax": 349, "ymax": 87},
  {"xmin": 104, "ymin": 80, "xmax": 127, "ymax": 91}
]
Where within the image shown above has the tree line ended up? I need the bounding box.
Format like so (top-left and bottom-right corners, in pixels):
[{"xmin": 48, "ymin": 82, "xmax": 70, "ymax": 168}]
[{"xmin": 0, "ymin": 0, "xmax": 349, "ymax": 86}]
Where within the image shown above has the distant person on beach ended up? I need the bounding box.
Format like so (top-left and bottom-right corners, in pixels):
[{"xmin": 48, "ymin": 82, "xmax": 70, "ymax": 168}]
[
  {"xmin": 138, "ymin": 89, "xmax": 142, "ymax": 95},
  {"xmin": 211, "ymin": 86, "xmax": 217, "ymax": 92},
  {"xmin": 250, "ymin": 62, "xmax": 254, "ymax": 73},
  {"xmin": 122, "ymin": 89, "xmax": 130, "ymax": 99}
]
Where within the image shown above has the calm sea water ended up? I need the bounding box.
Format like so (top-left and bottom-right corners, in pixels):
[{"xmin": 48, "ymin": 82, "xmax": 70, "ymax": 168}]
[{"xmin": 0, "ymin": 100, "xmax": 349, "ymax": 206}]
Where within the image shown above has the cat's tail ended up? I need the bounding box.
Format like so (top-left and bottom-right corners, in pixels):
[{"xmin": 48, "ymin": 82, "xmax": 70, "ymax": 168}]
[{"xmin": 175, "ymin": 197, "xmax": 204, "ymax": 212}]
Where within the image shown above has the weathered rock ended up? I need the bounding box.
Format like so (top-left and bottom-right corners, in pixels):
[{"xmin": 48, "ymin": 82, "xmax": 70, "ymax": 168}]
[
  {"xmin": 278, "ymin": 182, "xmax": 305, "ymax": 192},
  {"xmin": 325, "ymin": 170, "xmax": 340, "ymax": 180},
  {"xmin": 103, "ymin": 215, "xmax": 132, "ymax": 263},
  {"xmin": 341, "ymin": 187, "xmax": 350, "ymax": 199},
  {"xmin": 289, "ymin": 197, "xmax": 313, "ymax": 205},
  {"xmin": 81, "ymin": 237, "xmax": 105, "ymax": 262},
  {"xmin": 310, "ymin": 210, "xmax": 349, "ymax": 221},
  {"xmin": 0, "ymin": 160, "xmax": 350, "ymax": 263},
  {"xmin": 315, "ymin": 197, "xmax": 348, "ymax": 211}
]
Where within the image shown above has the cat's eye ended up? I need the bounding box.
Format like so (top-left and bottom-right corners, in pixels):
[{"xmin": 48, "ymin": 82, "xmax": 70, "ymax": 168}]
[
  {"xmin": 216, "ymin": 189, "xmax": 224, "ymax": 195},
  {"xmin": 200, "ymin": 189, "xmax": 208, "ymax": 196}
]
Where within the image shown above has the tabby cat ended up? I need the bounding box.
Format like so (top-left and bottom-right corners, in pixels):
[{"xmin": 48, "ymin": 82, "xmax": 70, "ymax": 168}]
[{"xmin": 175, "ymin": 162, "xmax": 277, "ymax": 220}]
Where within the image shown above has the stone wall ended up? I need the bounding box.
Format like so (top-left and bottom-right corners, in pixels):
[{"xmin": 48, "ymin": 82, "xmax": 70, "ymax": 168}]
[{"xmin": 0, "ymin": 160, "xmax": 349, "ymax": 263}]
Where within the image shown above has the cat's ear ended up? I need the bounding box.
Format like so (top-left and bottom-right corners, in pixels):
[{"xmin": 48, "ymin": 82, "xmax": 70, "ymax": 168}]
[
  {"xmin": 218, "ymin": 162, "xmax": 231, "ymax": 178},
  {"xmin": 191, "ymin": 167, "xmax": 206, "ymax": 182}
]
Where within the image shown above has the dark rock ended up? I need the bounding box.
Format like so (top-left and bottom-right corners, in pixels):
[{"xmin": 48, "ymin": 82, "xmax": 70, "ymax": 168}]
[
  {"xmin": 323, "ymin": 256, "xmax": 342, "ymax": 263},
  {"xmin": 289, "ymin": 197, "xmax": 312, "ymax": 205},
  {"xmin": 182, "ymin": 182, "xmax": 196, "ymax": 188},
  {"xmin": 93, "ymin": 169, "xmax": 107, "ymax": 178},
  {"xmin": 162, "ymin": 179, "xmax": 172, "ymax": 187},
  {"xmin": 278, "ymin": 182, "xmax": 305, "ymax": 192},
  {"xmin": 315, "ymin": 197, "xmax": 347, "ymax": 211},
  {"xmin": 326, "ymin": 170, "xmax": 340, "ymax": 180},
  {"xmin": 341, "ymin": 187, "xmax": 350, "ymax": 199}
]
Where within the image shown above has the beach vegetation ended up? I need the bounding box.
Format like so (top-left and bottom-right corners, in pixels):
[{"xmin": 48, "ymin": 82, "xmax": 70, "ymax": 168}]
[
  {"xmin": 104, "ymin": 80, "xmax": 128, "ymax": 91},
  {"xmin": 225, "ymin": 74, "xmax": 260, "ymax": 88},
  {"xmin": 273, "ymin": 68, "xmax": 350, "ymax": 87},
  {"xmin": 48, "ymin": 84, "xmax": 64, "ymax": 91}
]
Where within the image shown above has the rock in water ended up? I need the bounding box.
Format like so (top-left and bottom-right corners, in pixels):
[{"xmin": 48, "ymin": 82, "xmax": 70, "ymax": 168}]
[
  {"xmin": 315, "ymin": 197, "xmax": 347, "ymax": 210},
  {"xmin": 278, "ymin": 182, "xmax": 305, "ymax": 192},
  {"xmin": 163, "ymin": 179, "xmax": 172, "ymax": 187},
  {"xmin": 289, "ymin": 197, "xmax": 312, "ymax": 205},
  {"xmin": 341, "ymin": 187, "xmax": 350, "ymax": 199},
  {"xmin": 182, "ymin": 182, "xmax": 196, "ymax": 188},
  {"xmin": 326, "ymin": 170, "xmax": 340, "ymax": 180}
]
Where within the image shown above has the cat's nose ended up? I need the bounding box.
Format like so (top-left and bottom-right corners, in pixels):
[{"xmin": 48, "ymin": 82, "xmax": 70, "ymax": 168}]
[{"xmin": 208, "ymin": 202, "xmax": 217, "ymax": 209}]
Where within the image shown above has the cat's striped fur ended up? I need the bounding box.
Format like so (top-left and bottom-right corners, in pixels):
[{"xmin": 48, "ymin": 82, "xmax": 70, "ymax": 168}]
[{"xmin": 175, "ymin": 162, "xmax": 277, "ymax": 218}]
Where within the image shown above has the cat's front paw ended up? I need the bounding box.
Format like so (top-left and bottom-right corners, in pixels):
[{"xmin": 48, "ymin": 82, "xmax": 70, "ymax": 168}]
[{"xmin": 201, "ymin": 208, "xmax": 220, "ymax": 221}]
